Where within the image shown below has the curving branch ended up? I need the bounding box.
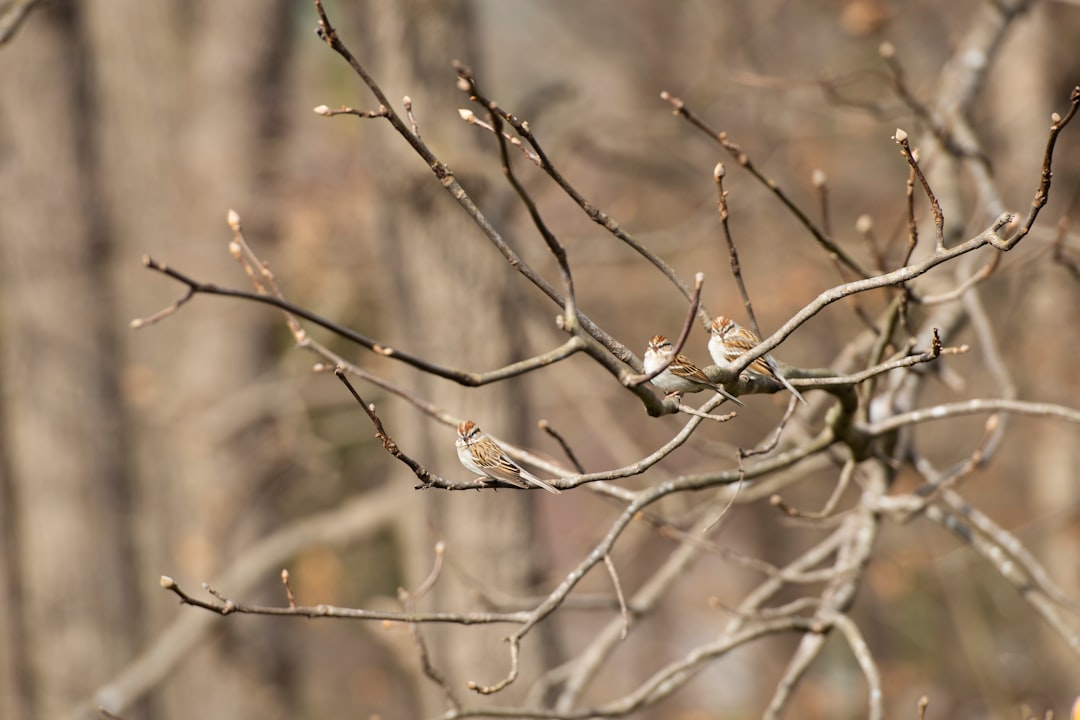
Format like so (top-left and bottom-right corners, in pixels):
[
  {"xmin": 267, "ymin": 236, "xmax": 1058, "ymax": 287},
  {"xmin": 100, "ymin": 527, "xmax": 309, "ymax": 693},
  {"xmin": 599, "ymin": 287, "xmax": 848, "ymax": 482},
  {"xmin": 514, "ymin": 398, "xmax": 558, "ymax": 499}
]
[{"xmin": 109, "ymin": 2, "xmax": 1080, "ymax": 719}]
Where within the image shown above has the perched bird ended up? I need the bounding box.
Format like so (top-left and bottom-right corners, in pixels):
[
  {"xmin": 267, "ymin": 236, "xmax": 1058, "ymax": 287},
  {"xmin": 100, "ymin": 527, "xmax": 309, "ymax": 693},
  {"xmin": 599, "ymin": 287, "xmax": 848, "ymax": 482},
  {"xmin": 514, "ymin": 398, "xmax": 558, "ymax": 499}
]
[
  {"xmin": 643, "ymin": 334, "xmax": 743, "ymax": 406},
  {"xmin": 708, "ymin": 316, "xmax": 806, "ymax": 404},
  {"xmin": 455, "ymin": 420, "xmax": 561, "ymax": 494}
]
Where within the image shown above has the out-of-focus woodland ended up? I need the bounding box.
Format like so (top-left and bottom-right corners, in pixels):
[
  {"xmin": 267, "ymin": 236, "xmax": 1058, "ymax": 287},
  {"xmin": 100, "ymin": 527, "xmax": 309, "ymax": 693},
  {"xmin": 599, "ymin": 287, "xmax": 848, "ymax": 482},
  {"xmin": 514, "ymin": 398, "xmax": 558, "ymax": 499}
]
[{"xmin": 1, "ymin": 1, "xmax": 1079, "ymax": 719}]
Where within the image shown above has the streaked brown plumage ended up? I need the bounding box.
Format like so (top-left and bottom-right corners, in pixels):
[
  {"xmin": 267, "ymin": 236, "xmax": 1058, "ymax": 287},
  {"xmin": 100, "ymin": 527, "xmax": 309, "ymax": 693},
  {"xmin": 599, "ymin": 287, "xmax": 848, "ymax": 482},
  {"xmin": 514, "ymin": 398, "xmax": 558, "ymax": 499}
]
[
  {"xmin": 455, "ymin": 420, "xmax": 561, "ymax": 494},
  {"xmin": 708, "ymin": 317, "xmax": 806, "ymax": 404},
  {"xmin": 643, "ymin": 334, "xmax": 743, "ymax": 406}
]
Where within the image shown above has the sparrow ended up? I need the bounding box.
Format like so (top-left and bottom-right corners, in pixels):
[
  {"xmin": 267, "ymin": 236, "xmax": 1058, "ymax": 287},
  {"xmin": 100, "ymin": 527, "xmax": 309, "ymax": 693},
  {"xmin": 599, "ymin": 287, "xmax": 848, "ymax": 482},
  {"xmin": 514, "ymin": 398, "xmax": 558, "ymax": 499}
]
[
  {"xmin": 643, "ymin": 335, "xmax": 743, "ymax": 406},
  {"xmin": 708, "ymin": 316, "xmax": 806, "ymax": 404},
  {"xmin": 455, "ymin": 420, "xmax": 561, "ymax": 494}
]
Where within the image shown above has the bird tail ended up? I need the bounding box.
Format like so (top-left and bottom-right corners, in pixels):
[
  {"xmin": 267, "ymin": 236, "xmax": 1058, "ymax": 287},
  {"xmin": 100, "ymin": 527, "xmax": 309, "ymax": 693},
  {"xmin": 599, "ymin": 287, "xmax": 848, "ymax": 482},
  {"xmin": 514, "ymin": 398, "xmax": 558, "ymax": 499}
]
[
  {"xmin": 777, "ymin": 374, "xmax": 807, "ymax": 405},
  {"xmin": 520, "ymin": 469, "xmax": 563, "ymax": 494},
  {"xmin": 714, "ymin": 385, "xmax": 745, "ymax": 407}
]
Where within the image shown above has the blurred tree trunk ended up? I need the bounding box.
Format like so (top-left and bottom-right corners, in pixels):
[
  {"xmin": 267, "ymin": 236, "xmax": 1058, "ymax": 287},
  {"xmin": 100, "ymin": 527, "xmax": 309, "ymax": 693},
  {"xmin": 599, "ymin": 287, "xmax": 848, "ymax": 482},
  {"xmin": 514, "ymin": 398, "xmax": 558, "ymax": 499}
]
[
  {"xmin": 989, "ymin": 0, "xmax": 1080, "ymax": 666},
  {"xmin": 0, "ymin": 4, "xmax": 139, "ymax": 719},
  {"xmin": 355, "ymin": 0, "xmax": 558, "ymax": 710},
  {"xmin": 121, "ymin": 2, "xmax": 293, "ymax": 718},
  {"xmin": 0, "ymin": 1, "xmax": 292, "ymax": 718}
]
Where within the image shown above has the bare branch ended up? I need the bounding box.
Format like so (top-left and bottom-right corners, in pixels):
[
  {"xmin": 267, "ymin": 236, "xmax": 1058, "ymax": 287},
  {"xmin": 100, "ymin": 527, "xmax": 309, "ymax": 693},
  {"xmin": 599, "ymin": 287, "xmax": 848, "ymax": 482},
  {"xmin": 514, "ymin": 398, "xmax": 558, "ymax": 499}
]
[
  {"xmin": 602, "ymin": 555, "xmax": 629, "ymax": 641},
  {"xmin": 280, "ymin": 569, "xmax": 296, "ymax": 609},
  {"xmin": 771, "ymin": 457, "xmax": 856, "ymax": 520},
  {"xmin": 399, "ymin": 542, "xmax": 460, "ymax": 711},
  {"xmin": 893, "ymin": 128, "xmax": 945, "ymax": 251},
  {"xmin": 879, "ymin": 42, "xmax": 991, "ymax": 166},
  {"xmin": 865, "ymin": 398, "xmax": 1080, "ymax": 437},
  {"xmin": 627, "ymin": 272, "xmax": 706, "ymax": 387},
  {"xmin": 0, "ymin": 0, "xmax": 42, "ymax": 45},
  {"xmin": 457, "ymin": 63, "xmax": 713, "ymax": 329},
  {"xmin": 538, "ymin": 419, "xmax": 586, "ymax": 475},
  {"xmin": 926, "ymin": 503, "xmax": 1080, "ymax": 657},
  {"xmin": 159, "ymin": 575, "xmax": 529, "ymax": 625},
  {"xmin": 312, "ymin": 1, "xmax": 636, "ymax": 363},
  {"xmin": 135, "ymin": 254, "xmax": 587, "ymax": 388},
  {"xmin": 713, "ymin": 162, "xmax": 760, "ymax": 336},
  {"xmin": 466, "ymin": 78, "xmax": 578, "ymax": 328},
  {"xmin": 661, "ymin": 90, "xmax": 871, "ymax": 278},
  {"xmin": 828, "ymin": 612, "xmax": 884, "ymax": 720},
  {"xmin": 1000, "ymin": 85, "xmax": 1080, "ymax": 251}
]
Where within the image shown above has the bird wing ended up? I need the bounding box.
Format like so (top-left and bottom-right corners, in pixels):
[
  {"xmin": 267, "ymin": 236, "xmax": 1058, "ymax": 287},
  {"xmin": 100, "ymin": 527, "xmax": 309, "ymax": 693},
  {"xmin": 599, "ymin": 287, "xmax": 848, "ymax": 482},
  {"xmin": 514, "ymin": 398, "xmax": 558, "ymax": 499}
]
[
  {"xmin": 481, "ymin": 452, "xmax": 531, "ymax": 488},
  {"xmin": 674, "ymin": 354, "xmax": 745, "ymax": 406},
  {"xmin": 491, "ymin": 453, "xmax": 562, "ymax": 494}
]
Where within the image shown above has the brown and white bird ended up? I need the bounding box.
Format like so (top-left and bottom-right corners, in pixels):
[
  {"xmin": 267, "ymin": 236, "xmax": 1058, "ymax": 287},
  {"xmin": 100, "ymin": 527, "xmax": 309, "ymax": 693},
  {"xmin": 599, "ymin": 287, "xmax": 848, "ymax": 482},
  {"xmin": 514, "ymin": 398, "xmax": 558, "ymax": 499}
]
[
  {"xmin": 643, "ymin": 334, "xmax": 743, "ymax": 406},
  {"xmin": 455, "ymin": 420, "xmax": 561, "ymax": 494},
  {"xmin": 708, "ymin": 316, "xmax": 806, "ymax": 404}
]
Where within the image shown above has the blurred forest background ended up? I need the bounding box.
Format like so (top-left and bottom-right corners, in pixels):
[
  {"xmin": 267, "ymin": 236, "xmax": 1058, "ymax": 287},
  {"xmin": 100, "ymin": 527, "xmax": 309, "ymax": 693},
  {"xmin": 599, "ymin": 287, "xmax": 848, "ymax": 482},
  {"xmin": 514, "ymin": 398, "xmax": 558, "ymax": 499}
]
[{"xmin": 1, "ymin": 0, "xmax": 1079, "ymax": 719}]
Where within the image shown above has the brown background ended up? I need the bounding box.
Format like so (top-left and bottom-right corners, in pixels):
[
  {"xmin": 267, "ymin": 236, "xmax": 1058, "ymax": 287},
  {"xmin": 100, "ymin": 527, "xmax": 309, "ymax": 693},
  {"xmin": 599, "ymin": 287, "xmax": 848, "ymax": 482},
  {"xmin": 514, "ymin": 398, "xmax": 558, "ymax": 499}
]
[{"xmin": 1, "ymin": 1, "xmax": 1078, "ymax": 718}]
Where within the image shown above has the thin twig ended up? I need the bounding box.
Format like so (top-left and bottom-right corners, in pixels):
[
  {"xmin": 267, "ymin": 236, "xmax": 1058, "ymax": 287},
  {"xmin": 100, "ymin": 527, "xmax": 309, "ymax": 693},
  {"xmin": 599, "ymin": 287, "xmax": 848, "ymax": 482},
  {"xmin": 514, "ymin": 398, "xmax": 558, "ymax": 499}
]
[
  {"xmin": 926, "ymin": 504, "xmax": 1080, "ymax": 657},
  {"xmin": 402, "ymin": 95, "xmax": 420, "ymax": 137},
  {"xmin": 812, "ymin": 338, "xmax": 965, "ymax": 388},
  {"xmin": 399, "ymin": 542, "xmax": 460, "ymax": 710},
  {"xmin": 411, "ymin": 541, "xmax": 446, "ymax": 603},
  {"xmin": 661, "ymin": 90, "xmax": 870, "ymax": 278},
  {"xmin": 713, "ymin": 163, "xmax": 760, "ymax": 337},
  {"xmin": 771, "ymin": 458, "xmax": 856, "ymax": 520},
  {"xmin": 457, "ymin": 62, "xmax": 713, "ymax": 328},
  {"xmin": 703, "ymin": 474, "xmax": 743, "ymax": 533},
  {"xmin": 334, "ymin": 368, "xmax": 448, "ymax": 489},
  {"xmin": 827, "ymin": 611, "xmax": 884, "ymax": 720},
  {"xmin": 457, "ymin": 108, "xmax": 541, "ymax": 164},
  {"xmin": 1051, "ymin": 217, "xmax": 1080, "ymax": 280},
  {"xmin": 538, "ymin": 419, "xmax": 586, "ymax": 475},
  {"xmin": 715, "ymin": 211, "xmax": 1013, "ymax": 374},
  {"xmin": 995, "ymin": 86, "xmax": 1080, "ymax": 251},
  {"xmin": 628, "ymin": 272, "xmax": 706, "ymax": 387},
  {"xmin": 592, "ymin": 617, "xmax": 824, "ymax": 715},
  {"xmin": 879, "ymin": 42, "xmax": 991, "ymax": 166},
  {"xmin": 894, "ymin": 128, "xmax": 945, "ymax": 251},
  {"xmin": 603, "ymin": 555, "xmax": 630, "ymax": 640},
  {"xmin": 674, "ymin": 402, "xmax": 738, "ymax": 423},
  {"xmin": 280, "ymin": 569, "xmax": 296, "ymax": 609},
  {"xmin": 940, "ymin": 490, "xmax": 1080, "ymax": 614},
  {"xmin": 475, "ymin": 83, "xmax": 578, "ymax": 328},
  {"xmin": 158, "ymin": 576, "xmax": 528, "ymax": 624},
  {"xmin": 312, "ymin": 104, "xmax": 389, "ymax": 119},
  {"xmin": 856, "ymin": 214, "xmax": 887, "ymax": 274},
  {"xmin": 312, "ymin": 1, "xmax": 636, "ymax": 365},
  {"xmin": 135, "ymin": 254, "xmax": 586, "ymax": 388},
  {"xmin": 865, "ymin": 398, "xmax": 1080, "ymax": 437},
  {"xmin": 813, "ymin": 169, "xmax": 879, "ymax": 330},
  {"xmin": 467, "ymin": 429, "xmax": 834, "ymax": 693},
  {"xmin": 739, "ymin": 396, "xmax": 801, "ymax": 458}
]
